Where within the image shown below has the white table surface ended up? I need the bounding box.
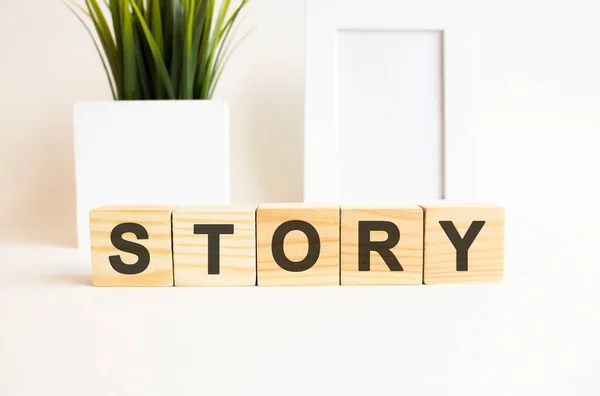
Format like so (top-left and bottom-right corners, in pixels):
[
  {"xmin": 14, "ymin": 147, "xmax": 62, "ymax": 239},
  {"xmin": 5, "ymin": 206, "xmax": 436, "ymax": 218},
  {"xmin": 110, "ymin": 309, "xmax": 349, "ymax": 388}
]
[{"xmin": 1, "ymin": 204, "xmax": 599, "ymax": 396}]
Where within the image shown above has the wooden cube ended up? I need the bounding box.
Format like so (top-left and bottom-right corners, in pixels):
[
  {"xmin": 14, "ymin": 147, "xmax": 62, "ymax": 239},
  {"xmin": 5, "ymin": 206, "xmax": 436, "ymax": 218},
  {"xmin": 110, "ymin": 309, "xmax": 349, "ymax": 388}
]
[
  {"xmin": 340, "ymin": 206, "xmax": 423, "ymax": 285},
  {"xmin": 257, "ymin": 204, "xmax": 340, "ymax": 286},
  {"xmin": 421, "ymin": 204, "xmax": 504, "ymax": 284},
  {"xmin": 172, "ymin": 206, "xmax": 257, "ymax": 286},
  {"xmin": 90, "ymin": 205, "xmax": 178, "ymax": 286}
]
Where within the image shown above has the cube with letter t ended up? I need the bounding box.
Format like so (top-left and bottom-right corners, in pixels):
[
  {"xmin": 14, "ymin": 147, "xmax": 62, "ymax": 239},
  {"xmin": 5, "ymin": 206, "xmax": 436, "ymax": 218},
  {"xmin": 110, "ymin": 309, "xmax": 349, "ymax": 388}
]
[
  {"xmin": 90, "ymin": 205, "xmax": 178, "ymax": 286},
  {"xmin": 256, "ymin": 204, "xmax": 340, "ymax": 286},
  {"xmin": 421, "ymin": 204, "xmax": 504, "ymax": 284},
  {"xmin": 172, "ymin": 206, "xmax": 257, "ymax": 286}
]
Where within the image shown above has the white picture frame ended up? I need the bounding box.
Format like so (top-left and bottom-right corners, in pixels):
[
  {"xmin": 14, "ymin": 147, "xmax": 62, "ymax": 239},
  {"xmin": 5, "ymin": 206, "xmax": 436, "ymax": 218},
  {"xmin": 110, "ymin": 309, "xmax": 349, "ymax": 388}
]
[{"xmin": 304, "ymin": 0, "xmax": 473, "ymax": 203}]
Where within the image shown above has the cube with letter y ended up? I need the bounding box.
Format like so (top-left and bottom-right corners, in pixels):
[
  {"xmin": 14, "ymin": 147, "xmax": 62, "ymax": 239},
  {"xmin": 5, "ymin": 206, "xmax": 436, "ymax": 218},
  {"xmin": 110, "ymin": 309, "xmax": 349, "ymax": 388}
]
[
  {"xmin": 341, "ymin": 206, "xmax": 423, "ymax": 285},
  {"xmin": 421, "ymin": 204, "xmax": 504, "ymax": 284},
  {"xmin": 90, "ymin": 205, "xmax": 178, "ymax": 286},
  {"xmin": 172, "ymin": 206, "xmax": 257, "ymax": 286},
  {"xmin": 257, "ymin": 203, "xmax": 340, "ymax": 286}
]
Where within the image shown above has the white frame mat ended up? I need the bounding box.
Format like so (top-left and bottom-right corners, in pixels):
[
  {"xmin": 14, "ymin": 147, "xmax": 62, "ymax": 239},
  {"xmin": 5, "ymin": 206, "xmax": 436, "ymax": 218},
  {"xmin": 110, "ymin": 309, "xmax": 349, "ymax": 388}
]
[{"xmin": 304, "ymin": 0, "xmax": 473, "ymax": 203}]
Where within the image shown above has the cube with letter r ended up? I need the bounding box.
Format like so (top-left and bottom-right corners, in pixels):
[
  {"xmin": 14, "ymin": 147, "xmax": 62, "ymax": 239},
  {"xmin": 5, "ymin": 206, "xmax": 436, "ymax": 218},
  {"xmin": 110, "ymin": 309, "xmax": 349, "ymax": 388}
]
[{"xmin": 340, "ymin": 205, "xmax": 424, "ymax": 285}]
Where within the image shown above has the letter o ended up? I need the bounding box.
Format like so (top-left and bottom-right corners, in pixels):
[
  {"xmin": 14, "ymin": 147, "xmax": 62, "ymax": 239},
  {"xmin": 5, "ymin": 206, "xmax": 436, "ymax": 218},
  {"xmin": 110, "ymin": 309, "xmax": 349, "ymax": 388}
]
[{"xmin": 271, "ymin": 220, "xmax": 321, "ymax": 272}]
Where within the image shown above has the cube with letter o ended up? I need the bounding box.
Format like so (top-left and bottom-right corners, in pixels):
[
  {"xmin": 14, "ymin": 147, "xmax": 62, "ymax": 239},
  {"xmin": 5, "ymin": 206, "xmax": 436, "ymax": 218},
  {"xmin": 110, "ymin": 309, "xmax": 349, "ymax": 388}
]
[{"xmin": 256, "ymin": 203, "xmax": 340, "ymax": 286}]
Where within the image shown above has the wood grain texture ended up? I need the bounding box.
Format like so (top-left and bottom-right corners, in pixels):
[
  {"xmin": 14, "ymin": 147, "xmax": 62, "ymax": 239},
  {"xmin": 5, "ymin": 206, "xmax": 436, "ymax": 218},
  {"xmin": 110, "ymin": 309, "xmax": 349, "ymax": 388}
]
[
  {"xmin": 341, "ymin": 206, "xmax": 423, "ymax": 285},
  {"xmin": 172, "ymin": 206, "xmax": 257, "ymax": 286},
  {"xmin": 421, "ymin": 204, "xmax": 504, "ymax": 284},
  {"xmin": 90, "ymin": 205, "xmax": 177, "ymax": 286},
  {"xmin": 257, "ymin": 204, "xmax": 340, "ymax": 286}
]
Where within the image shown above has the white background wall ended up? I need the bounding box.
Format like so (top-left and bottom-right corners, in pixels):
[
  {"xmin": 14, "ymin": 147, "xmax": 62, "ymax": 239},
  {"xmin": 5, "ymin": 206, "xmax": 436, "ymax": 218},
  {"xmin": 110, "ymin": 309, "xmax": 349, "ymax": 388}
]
[{"xmin": 1, "ymin": 0, "xmax": 599, "ymax": 243}]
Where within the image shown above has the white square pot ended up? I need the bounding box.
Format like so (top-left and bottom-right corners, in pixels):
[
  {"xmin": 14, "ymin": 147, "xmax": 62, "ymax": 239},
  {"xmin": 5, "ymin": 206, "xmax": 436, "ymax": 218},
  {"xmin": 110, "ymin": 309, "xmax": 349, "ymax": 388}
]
[{"xmin": 73, "ymin": 100, "xmax": 230, "ymax": 251}]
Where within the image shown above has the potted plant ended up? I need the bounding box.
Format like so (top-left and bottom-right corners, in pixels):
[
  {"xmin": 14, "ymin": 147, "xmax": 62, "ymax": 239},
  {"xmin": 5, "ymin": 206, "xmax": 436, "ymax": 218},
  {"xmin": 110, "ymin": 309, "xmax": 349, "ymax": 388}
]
[{"xmin": 64, "ymin": 0, "xmax": 250, "ymax": 249}]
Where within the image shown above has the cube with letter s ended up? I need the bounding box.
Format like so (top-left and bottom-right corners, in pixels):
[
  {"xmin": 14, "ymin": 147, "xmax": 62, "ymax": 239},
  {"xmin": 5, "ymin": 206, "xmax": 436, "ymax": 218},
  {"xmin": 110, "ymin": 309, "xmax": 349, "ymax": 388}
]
[{"xmin": 90, "ymin": 205, "xmax": 177, "ymax": 286}]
